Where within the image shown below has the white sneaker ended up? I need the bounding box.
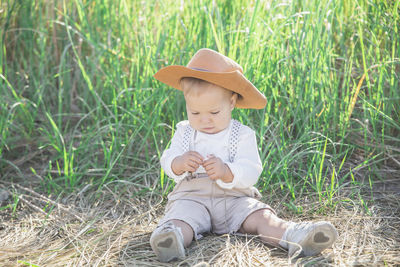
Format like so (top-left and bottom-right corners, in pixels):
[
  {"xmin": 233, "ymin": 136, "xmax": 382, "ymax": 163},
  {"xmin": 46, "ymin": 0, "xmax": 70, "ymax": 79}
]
[
  {"xmin": 150, "ymin": 222, "xmax": 185, "ymax": 262},
  {"xmin": 281, "ymin": 221, "xmax": 338, "ymax": 258}
]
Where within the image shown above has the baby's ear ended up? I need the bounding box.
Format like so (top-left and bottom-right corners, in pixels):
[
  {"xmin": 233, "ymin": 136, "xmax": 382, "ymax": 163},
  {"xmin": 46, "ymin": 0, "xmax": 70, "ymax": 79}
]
[{"xmin": 230, "ymin": 93, "xmax": 238, "ymax": 110}]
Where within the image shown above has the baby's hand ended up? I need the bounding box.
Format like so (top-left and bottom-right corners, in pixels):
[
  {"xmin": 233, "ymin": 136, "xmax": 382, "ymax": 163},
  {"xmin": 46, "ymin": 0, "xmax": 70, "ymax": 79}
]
[
  {"xmin": 171, "ymin": 151, "xmax": 204, "ymax": 175},
  {"xmin": 203, "ymin": 155, "xmax": 233, "ymax": 183}
]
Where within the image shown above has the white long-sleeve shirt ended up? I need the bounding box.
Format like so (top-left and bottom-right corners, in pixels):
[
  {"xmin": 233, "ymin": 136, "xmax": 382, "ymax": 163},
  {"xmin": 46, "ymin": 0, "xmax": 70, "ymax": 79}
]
[{"xmin": 160, "ymin": 119, "xmax": 263, "ymax": 190}]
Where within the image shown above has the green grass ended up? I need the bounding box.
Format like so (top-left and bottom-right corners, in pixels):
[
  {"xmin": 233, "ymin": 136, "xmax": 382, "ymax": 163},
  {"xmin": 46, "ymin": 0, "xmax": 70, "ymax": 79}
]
[{"xmin": 1, "ymin": 0, "xmax": 399, "ymax": 210}]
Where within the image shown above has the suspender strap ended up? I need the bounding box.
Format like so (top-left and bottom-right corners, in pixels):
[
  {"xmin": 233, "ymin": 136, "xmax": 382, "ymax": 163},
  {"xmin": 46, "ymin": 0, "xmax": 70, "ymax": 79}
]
[
  {"xmin": 182, "ymin": 123, "xmax": 194, "ymax": 152},
  {"xmin": 228, "ymin": 120, "xmax": 241, "ymax": 163}
]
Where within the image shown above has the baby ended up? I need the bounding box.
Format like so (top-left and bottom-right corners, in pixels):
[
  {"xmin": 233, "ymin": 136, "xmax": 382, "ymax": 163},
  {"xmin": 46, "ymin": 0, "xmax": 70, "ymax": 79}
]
[{"xmin": 151, "ymin": 48, "xmax": 338, "ymax": 262}]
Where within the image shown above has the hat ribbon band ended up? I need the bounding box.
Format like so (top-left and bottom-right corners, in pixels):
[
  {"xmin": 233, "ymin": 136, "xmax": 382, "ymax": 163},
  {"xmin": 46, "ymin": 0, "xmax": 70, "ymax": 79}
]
[{"xmin": 190, "ymin": 67, "xmax": 210, "ymax": 72}]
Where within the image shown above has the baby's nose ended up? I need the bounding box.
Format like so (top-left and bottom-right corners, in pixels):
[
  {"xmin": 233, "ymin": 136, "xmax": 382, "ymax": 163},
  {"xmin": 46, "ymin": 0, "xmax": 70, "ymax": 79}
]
[{"xmin": 200, "ymin": 115, "xmax": 211, "ymax": 123}]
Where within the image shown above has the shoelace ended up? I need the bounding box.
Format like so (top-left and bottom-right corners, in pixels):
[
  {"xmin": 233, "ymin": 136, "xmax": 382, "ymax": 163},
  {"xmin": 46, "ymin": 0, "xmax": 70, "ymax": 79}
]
[{"xmin": 158, "ymin": 222, "xmax": 176, "ymax": 233}]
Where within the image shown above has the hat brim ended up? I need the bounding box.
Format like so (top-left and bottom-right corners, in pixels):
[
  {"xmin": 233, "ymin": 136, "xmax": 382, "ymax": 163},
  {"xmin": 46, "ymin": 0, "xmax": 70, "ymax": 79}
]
[{"xmin": 153, "ymin": 65, "xmax": 266, "ymax": 109}]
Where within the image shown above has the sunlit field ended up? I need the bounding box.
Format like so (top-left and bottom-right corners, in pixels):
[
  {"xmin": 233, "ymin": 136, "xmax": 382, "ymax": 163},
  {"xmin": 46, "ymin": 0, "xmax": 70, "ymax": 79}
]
[{"xmin": 1, "ymin": 0, "xmax": 399, "ymax": 266}]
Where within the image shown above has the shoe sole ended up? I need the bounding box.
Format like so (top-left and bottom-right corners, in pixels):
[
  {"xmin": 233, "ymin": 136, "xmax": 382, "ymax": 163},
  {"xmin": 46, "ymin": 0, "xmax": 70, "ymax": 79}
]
[
  {"xmin": 297, "ymin": 222, "xmax": 338, "ymax": 257},
  {"xmin": 150, "ymin": 230, "xmax": 185, "ymax": 262}
]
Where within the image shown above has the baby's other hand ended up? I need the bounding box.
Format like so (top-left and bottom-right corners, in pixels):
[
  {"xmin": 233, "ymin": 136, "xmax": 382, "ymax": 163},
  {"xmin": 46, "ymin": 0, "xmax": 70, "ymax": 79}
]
[
  {"xmin": 171, "ymin": 151, "xmax": 204, "ymax": 175},
  {"xmin": 203, "ymin": 155, "xmax": 233, "ymax": 183}
]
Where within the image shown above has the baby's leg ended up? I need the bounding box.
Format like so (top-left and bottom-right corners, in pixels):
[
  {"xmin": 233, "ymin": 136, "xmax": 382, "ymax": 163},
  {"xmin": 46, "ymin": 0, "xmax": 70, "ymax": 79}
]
[
  {"xmin": 239, "ymin": 209, "xmax": 288, "ymax": 246},
  {"xmin": 169, "ymin": 219, "xmax": 194, "ymax": 247},
  {"xmin": 239, "ymin": 209, "xmax": 338, "ymax": 257}
]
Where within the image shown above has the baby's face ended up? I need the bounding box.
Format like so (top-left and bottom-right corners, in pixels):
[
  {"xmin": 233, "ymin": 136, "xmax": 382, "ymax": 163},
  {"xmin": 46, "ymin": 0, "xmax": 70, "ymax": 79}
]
[{"xmin": 185, "ymin": 83, "xmax": 237, "ymax": 134}]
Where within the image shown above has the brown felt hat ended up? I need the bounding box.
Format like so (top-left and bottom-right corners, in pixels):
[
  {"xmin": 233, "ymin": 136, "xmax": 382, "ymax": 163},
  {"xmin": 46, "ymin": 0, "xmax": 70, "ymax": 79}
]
[{"xmin": 153, "ymin": 48, "xmax": 267, "ymax": 109}]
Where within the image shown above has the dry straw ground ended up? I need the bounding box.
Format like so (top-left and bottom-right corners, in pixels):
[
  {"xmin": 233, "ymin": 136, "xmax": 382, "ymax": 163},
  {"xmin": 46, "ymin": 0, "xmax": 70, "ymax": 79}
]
[{"xmin": 1, "ymin": 173, "xmax": 399, "ymax": 267}]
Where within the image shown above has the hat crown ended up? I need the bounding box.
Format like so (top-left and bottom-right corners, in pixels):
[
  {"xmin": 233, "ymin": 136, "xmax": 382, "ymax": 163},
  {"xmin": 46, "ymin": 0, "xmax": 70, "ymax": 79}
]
[{"xmin": 187, "ymin": 48, "xmax": 243, "ymax": 74}]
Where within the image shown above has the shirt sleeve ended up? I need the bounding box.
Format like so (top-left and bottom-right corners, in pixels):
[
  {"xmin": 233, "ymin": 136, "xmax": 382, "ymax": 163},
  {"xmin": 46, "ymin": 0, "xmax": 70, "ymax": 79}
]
[
  {"xmin": 160, "ymin": 121, "xmax": 189, "ymax": 183},
  {"xmin": 216, "ymin": 125, "xmax": 263, "ymax": 189}
]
